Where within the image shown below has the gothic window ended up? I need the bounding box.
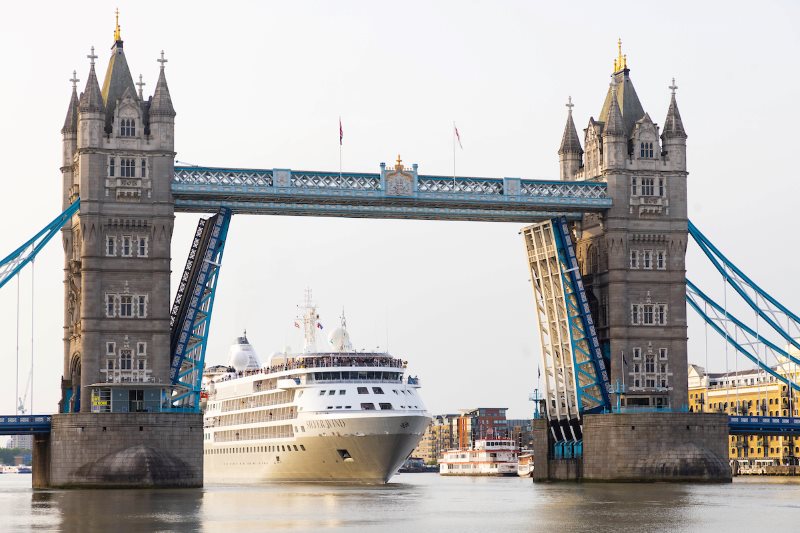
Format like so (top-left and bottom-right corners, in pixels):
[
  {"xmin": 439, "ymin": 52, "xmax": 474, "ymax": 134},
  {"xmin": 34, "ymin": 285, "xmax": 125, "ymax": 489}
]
[
  {"xmin": 120, "ymin": 349, "xmax": 133, "ymax": 370},
  {"xmin": 641, "ymin": 178, "xmax": 655, "ymax": 196},
  {"xmin": 629, "ymin": 250, "xmax": 639, "ymax": 269},
  {"xmin": 138, "ymin": 359, "xmax": 146, "ymax": 370},
  {"xmin": 659, "ymin": 348, "xmax": 668, "ymax": 359},
  {"xmin": 656, "ymin": 304, "xmax": 668, "ymax": 325},
  {"xmin": 137, "ymin": 342, "xmax": 147, "ymax": 356},
  {"xmin": 656, "ymin": 250, "xmax": 666, "ymax": 270},
  {"xmin": 633, "ymin": 347, "xmax": 642, "ymax": 359},
  {"xmin": 631, "ymin": 304, "xmax": 640, "ymax": 325},
  {"xmin": 106, "ymin": 294, "xmax": 116, "ymax": 317},
  {"xmin": 634, "ymin": 379, "xmax": 640, "ymax": 388},
  {"xmin": 643, "ymin": 304, "xmax": 654, "ymax": 325},
  {"xmin": 106, "ymin": 342, "xmax": 116, "ymax": 356},
  {"xmin": 631, "ymin": 177, "xmax": 637, "ymax": 196},
  {"xmin": 645, "ymin": 358, "xmax": 655, "ymax": 373},
  {"xmin": 119, "ymin": 295, "xmax": 133, "ymax": 317},
  {"xmin": 639, "ymin": 142, "xmax": 654, "ymax": 158},
  {"xmin": 646, "ymin": 378, "xmax": 656, "ymax": 388},
  {"xmin": 642, "ymin": 250, "xmax": 653, "ymax": 269},
  {"xmin": 137, "ymin": 236, "xmax": 148, "ymax": 257},
  {"xmin": 121, "ymin": 159, "xmax": 136, "ymax": 178},
  {"xmin": 658, "ymin": 178, "xmax": 665, "ymax": 196},
  {"xmin": 136, "ymin": 295, "xmax": 148, "ymax": 318},
  {"xmin": 140, "ymin": 158, "xmax": 147, "ymax": 178},
  {"xmin": 634, "ymin": 363, "xmax": 640, "ymax": 373},
  {"xmin": 109, "ymin": 157, "xmax": 116, "ymax": 177},
  {"xmin": 121, "ymin": 236, "xmax": 132, "ymax": 257},
  {"xmin": 107, "ymin": 359, "xmax": 115, "ymax": 370},
  {"xmin": 120, "ymin": 118, "xmax": 136, "ymax": 137},
  {"xmin": 106, "ymin": 236, "xmax": 116, "ymax": 256}
]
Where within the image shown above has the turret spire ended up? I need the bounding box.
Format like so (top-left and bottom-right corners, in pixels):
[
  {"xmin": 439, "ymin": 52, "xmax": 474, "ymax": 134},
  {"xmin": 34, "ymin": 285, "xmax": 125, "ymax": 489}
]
[
  {"xmin": 604, "ymin": 81, "xmax": 624, "ymax": 136},
  {"xmin": 79, "ymin": 47, "xmax": 104, "ymax": 113},
  {"xmin": 663, "ymin": 78, "xmax": 687, "ymax": 139},
  {"xmin": 559, "ymin": 96, "xmax": 583, "ymax": 155},
  {"xmin": 150, "ymin": 50, "xmax": 176, "ymax": 118},
  {"xmin": 62, "ymin": 71, "xmax": 80, "ymax": 134}
]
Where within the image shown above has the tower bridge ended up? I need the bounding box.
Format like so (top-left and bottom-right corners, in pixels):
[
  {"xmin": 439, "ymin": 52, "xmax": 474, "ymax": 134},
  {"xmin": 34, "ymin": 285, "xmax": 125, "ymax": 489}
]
[{"xmin": 1, "ymin": 23, "xmax": 798, "ymax": 486}]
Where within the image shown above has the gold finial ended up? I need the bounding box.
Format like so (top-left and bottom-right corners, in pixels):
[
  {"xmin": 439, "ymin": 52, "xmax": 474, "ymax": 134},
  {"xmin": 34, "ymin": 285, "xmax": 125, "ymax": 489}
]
[
  {"xmin": 614, "ymin": 38, "xmax": 627, "ymax": 72},
  {"xmin": 395, "ymin": 154, "xmax": 404, "ymax": 171},
  {"xmin": 114, "ymin": 8, "xmax": 121, "ymax": 41}
]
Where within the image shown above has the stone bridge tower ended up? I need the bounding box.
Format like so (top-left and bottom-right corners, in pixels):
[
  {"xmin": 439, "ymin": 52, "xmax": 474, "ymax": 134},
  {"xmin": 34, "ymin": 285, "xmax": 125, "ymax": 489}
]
[
  {"xmin": 61, "ymin": 20, "xmax": 175, "ymax": 414},
  {"xmin": 40, "ymin": 16, "xmax": 201, "ymax": 488},
  {"xmin": 558, "ymin": 42, "xmax": 689, "ymax": 409}
]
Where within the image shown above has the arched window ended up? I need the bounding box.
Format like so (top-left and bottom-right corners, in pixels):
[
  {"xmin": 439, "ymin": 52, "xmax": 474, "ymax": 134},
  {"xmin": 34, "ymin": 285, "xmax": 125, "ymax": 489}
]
[
  {"xmin": 121, "ymin": 158, "xmax": 136, "ymax": 177},
  {"xmin": 120, "ymin": 118, "xmax": 136, "ymax": 137},
  {"xmin": 648, "ymin": 142, "xmax": 654, "ymax": 158}
]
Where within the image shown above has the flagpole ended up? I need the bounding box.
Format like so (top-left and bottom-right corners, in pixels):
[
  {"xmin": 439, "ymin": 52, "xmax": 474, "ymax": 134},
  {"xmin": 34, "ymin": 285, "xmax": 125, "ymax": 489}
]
[{"xmin": 452, "ymin": 121, "xmax": 456, "ymax": 191}]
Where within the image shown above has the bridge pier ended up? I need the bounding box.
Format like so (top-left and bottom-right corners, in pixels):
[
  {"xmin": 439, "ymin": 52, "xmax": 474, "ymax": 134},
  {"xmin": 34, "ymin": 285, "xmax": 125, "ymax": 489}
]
[
  {"xmin": 533, "ymin": 413, "xmax": 731, "ymax": 482},
  {"xmin": 35, "ymin": 413, "xmax": 202, "ymax": 488}
]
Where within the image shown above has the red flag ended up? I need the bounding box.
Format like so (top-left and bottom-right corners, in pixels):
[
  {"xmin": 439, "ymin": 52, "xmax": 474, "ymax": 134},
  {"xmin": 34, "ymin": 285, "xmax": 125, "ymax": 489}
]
[
  {"xmin": 339, "ymin": 117, "xmax": 343, "ymax": 146},
  {"xmin": 454, "ymin": 124, "xmax": 463, "ymax": 149}
]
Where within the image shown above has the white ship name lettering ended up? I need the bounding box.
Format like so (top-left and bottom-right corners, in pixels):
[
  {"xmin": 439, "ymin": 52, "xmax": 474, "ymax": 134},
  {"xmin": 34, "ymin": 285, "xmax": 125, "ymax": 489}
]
[{"xmin": 307, "ymin": 419, "xmax": 347, "ymax": 429}]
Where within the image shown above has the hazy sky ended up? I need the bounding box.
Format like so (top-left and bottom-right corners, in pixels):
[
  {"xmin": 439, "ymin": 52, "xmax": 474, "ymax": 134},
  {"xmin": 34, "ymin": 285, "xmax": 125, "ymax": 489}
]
[{"xmin": 0, "ymin": 1, "xmax": 798, "ymax": 419}]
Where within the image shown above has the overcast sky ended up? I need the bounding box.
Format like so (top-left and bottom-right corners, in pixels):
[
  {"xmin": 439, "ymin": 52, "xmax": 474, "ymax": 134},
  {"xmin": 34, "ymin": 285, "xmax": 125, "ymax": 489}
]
[{"xmin": 0, "ymin": 1, "xmax": 798, "ymax": 419}]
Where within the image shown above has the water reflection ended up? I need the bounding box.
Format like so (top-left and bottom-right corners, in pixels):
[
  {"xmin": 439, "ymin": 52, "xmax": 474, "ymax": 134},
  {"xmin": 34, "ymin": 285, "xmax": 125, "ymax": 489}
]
[{"xmin": 1, "ymin": 474, "xmax": 799, "ymax": 532}]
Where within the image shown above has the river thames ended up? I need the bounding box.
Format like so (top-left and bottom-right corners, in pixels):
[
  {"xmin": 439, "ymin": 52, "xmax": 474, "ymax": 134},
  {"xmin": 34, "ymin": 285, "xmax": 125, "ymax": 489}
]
[{"xmin": 1, "ymin": 474, "xmax": 799, "ymax": 532}]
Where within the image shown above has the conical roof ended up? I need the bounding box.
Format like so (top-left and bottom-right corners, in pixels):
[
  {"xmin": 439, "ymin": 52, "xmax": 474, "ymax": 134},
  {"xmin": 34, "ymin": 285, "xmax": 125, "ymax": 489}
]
[
  {"xmin": 79, "ymin": 62, "xmax": 104, "ymax": 113},
  {"xmin": 101, "ymin": 41, "xmax": 138, "ymax": 132},
  {"xmin": 603, "ymin": 83, "xmax": 624, "ymax": 137},
  {"xmin": 149, "ymin": 66, "xmax": 175, "ymax": 118},
  {"xmin": 663, "ymin": 93, "xmax": 687, "ymax": 139},
  {"xmin": 62, "ymin": 87, "xmax": 79, "ymax": 134},
  {"xmin": 559, "ymin": 107, "xmax": 583, "ymax": 155},
  {"xmin": 599, "ymin": 69, "xmax": 645, "ymax": 137}
]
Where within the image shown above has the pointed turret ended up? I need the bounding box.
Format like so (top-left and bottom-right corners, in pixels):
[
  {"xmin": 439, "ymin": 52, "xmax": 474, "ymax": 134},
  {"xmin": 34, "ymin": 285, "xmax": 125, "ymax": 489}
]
[
  {"xmin": 79, "ymin": 49, "xmax": 104, "ymax": 113},
  {"xmin": 101, "ymin": 17, "xmax": 137, "ymax": 133},
  {"xmin": 602, "ymin": 81, "xmax": 627, "ymax": 169},
  {"xmin": 599, "ymin": 40, "xmax": 646, "ymax": 137},
  {"xmin": 662, "ymin": 80, "xmax": 687, "ymax": 139},
  {"xmin": 62, "ymin": 72, "xmax": 80, "ymax": 135},
  {"xmin": 150, "ymin": 57, "xmax": 176, "ymax": 118},
  {"xmin": 661, "ymin": 79, "xmax": 687, "ymax": 170},
  {"xmin": 559, "ymin": 97, "xmax": 583, "ymax": 180}
]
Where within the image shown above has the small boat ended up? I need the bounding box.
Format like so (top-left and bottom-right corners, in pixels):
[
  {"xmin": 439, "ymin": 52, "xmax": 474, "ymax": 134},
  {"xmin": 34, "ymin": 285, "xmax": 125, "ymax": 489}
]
[
  {"xmin": 517, "ymin": 450, "xmax": 534, "ymax": 477},
  {"xmin": 439, "ymin": 439, "xmax": 518, "ymax": 476}
]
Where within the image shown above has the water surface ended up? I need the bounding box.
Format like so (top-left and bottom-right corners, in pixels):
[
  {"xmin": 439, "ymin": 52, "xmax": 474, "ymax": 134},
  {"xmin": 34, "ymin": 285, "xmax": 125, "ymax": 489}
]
[{"xmin": 1, "ymin": 474, "xmax": 798, "ymax": 532}]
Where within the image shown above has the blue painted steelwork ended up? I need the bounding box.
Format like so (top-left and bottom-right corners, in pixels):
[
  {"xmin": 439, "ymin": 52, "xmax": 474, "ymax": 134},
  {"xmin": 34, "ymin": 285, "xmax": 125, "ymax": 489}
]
[
  {"xmin": 552, "ymin": 217, "xmax": 612, "ymax": 413},
  {"xmin": 0, "ymin": 415, "xmax": 51, "ymax": 435},
  {"xmin": 729, "ymin": 416, "xmax": 800, "ymax": 436},
  {"xmin": 0, "ymin": 200, "xmax": 79, "ymax": 290},
  {"xmin": 689, "ymin": 220, "xmax": 800, "ymax": 354},
  {"xmin": 169, "ymin": 207, "xmax": 232, "ymax": 411},
  {"xmin": 686, "ymin": 279, "xmax": 800, "ymax": 392},
  {"xmin": 172, "ymin": 165, "xmax": 611, "ymax": 222}
]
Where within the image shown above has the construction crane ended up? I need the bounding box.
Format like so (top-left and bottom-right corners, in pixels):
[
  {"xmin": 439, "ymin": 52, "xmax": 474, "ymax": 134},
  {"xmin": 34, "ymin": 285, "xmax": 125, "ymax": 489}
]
[{"xmin": 17, "ymin": 367, "xmax": 31, "ymax": 415}]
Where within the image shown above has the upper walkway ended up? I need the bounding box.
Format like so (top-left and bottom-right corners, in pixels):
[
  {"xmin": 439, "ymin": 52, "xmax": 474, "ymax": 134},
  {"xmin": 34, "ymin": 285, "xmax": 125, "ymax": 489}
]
[
  {"xmin": 171, "ymin": 165, "xmax": 612, "ymax": 222},
  {"xmin": 0, "ymin": 415, "xmax": 51, "ymax": 435}
]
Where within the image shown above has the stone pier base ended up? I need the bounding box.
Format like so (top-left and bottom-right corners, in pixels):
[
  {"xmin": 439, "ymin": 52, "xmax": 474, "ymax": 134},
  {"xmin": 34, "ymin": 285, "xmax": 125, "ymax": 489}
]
[
  {"xmin": 34, "ymin": 413, "xmax": 203, "ymax": 488},
  {"xmin": 533, "ymin": 412, "xmax": 731, "ymax": 482}
]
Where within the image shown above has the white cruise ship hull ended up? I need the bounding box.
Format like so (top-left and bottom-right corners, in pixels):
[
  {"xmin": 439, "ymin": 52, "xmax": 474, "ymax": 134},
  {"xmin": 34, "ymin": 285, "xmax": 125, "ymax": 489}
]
[{"xmin": 204, "ymin": 413, "xmax": 430, "ymax": 483}]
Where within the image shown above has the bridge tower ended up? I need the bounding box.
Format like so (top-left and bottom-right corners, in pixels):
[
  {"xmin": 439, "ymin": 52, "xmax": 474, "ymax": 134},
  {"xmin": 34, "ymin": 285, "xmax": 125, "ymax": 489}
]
[
  {"xmin": 38, "ymin": 16, "xmax": 201, "ymax": 488},
  {"xmin": 564, "ymin": 43, "xmax": 689, "ymax": 410}
]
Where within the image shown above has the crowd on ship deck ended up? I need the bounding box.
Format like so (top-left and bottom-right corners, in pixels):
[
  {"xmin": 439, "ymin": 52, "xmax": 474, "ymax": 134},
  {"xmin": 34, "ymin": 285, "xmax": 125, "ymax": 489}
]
[{"xmin": 208, "ymin": 355, "xmax": 408, "ymax": 384}]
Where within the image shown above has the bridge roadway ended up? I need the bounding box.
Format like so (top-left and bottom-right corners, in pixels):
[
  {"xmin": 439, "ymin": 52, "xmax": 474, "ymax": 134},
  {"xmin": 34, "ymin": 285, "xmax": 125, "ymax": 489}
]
[
  {"xmin": 171, "ymin": 165, "xmax": 612, "ymax": 221},
  {"xmin": 3, "ymin": 414, "xmax": 797, "ymax": 436}
]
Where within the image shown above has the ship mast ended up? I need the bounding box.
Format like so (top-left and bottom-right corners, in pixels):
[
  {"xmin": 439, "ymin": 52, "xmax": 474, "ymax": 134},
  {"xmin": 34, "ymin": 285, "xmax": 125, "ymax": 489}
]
[{"xmin": 299, "ymin": 288, "xmax": 318, "ymax": 353}]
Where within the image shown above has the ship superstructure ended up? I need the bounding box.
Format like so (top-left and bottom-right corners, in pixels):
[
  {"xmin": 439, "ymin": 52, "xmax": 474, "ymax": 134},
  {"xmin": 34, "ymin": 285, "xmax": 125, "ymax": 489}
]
[{"xmin": 202, "ymin": 292, "xmax": 430, "ymax": 482}]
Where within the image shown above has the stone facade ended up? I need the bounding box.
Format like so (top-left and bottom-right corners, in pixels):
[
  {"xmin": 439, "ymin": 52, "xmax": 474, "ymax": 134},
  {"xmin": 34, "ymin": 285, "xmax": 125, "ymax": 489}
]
[
  {"xmin": 532, "ymin": 413, "xmax": 731, "ymax": 482},
  {"xmin": 36, "ymin": 413, "xmax": 202, "ymax": 488},
  {"xmin": 558, "ymin": 48, "xmax": 689, "ymax": 410},
  {"xmin": 60, "ymin": 25, "xmax": 175, "ymax": 413},
  {"xmin": 582, "ymin": 413, "xmax": 730, "ymax": 481}
]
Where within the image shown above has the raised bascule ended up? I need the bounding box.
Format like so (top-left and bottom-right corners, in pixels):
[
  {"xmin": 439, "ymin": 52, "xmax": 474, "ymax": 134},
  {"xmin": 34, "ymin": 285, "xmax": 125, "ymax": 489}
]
[{"xmin": 1, "ymin": 22, "xmax": 798, "ymax": 486}]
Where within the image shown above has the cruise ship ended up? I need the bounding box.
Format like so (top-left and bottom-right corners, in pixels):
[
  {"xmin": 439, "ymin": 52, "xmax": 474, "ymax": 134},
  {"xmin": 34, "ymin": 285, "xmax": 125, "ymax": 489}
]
[{"xmin": 202, "ymin": 293, "xmax": 431, "ymax": 483}]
